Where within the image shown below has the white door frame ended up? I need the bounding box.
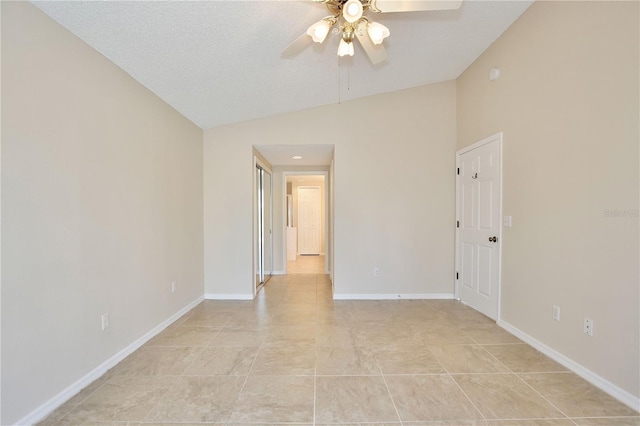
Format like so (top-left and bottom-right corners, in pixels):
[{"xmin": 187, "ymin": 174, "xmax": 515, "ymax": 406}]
[
  {"xmin": 455, "ymin": 132, "xmax": 503, "ymax": 320},
  {"xmin": 254, "ymin": 156, "xmax": 273, "ymax": 298},
  {"xmin": 282, "ymin": 171, "xmax": 330, "ymax": 275}
]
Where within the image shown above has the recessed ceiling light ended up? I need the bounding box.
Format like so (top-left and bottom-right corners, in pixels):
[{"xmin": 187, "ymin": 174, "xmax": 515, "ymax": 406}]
[{"xmin": 292, "ymin": 156, "xmax": 303, "ymax": 160}]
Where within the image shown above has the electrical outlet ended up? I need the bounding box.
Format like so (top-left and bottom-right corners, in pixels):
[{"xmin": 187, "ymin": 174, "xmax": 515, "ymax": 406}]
[
  {"xmin": 552, "ymin": 305, "xmax": 560, "ymax": 321},
  {"xmin": 584, "ymin": 318, "xmax": 594, "ymax": 336},
  {"xmin": 373, "ymin": 267, "xmax": 380, "ymax": 277},
  {"xmin": 171, "ymin": 281, "xmax": 176, "ymax": 293},
  {"xmin": 101, "ymin": 313, "xmax": 109, "ymax": 331}
]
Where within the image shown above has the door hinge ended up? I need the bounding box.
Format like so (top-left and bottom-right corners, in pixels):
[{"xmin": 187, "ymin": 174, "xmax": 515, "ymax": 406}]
[
  {"xmin": 456, "ymin": 220, "xmax": 459, "ymax": 228},
  {"xmin": 457, "ymin": 167, "xmax": 460, "ymax": 175},
  {"xmin": 456, "ymin": 272, "xmax": 459, "ymax": 280}
]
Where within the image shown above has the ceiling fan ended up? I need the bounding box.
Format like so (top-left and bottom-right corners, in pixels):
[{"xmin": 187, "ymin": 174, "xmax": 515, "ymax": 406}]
[{"xmin": 282, "ymin": 0, "xmax": 463, "ymax": 64}]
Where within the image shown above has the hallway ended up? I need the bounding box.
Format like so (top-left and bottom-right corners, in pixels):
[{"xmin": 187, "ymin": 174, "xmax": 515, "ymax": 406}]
[{"xmin": 286, "ymin": 254, "xmax": 326, "ymax": 275}]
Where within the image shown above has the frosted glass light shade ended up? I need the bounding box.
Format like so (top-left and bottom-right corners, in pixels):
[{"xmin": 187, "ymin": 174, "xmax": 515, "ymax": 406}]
[
  {"xmin": 338, "ymin": 39, "xmax": 354, "ymax": 57},
  {"xmin": 342, "ymin": 0, "xmax": 363, "ymax": 23},
  {"xmin": 367, "ymin": 22, "xmax": 390, "ymax": 45},
  {"xmin": 306, "ymin": 19, "xmax": 331, "ymax": 43}
]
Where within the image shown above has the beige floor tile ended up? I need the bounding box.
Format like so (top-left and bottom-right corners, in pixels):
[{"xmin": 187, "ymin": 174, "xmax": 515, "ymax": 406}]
[
  {"xmin": 315, "ymin": 424, "xmax": 401, "ymax": 426},
  {"xmin": 396, "ymin": 421, "xmax": 486, "ymax": 426},
  {"xmin": 316, "ymin": 325, "xmax": 369, "ymax": 346},
  {"xmin": 268, "ymin": 310, "xmax": 317, "ymax": 326},
  {"xmin": 282, "ymin": 291, "xmax": 318, "ymax": 302},
  {"xmin": 263, "ymin": 325, "xmax": 317, "ymax": 344},
  {"xmin": 422, "ymin": 326, "xmax": 478, "ymax": 345},
  {"xmin": 36, "ymin": 370, "xmax": 118, "ymax": 425},
  {"xmin": 453, "ymin": 374, "xmax": 565, "ymax": 420},
  {"xmin": 113, "ymin": 346, "xmax": 202, "ymax": 376},
  {"xmin": 61, "ymin": 376, "xmax": 175, "ymax": 423},
  {"xmin": 519, "ymin": 372, "xmax": 640, "ymax": 418},
  {"xmin": 183, "ymin": 346, "xmax": 258, "ymax": 375},
  {"xmin": 429, "ymin": 345, "xmax": 510, "ymax": 374},
  {"xmin": 287, "ymin": 256, "xmax": 325, "ymax": 274},
  {"xmin": 228, "ymin": 376, "xmax": 314, "ymax": 423},
  {"xmin": 55, "ymin": 421, "xmax": 137, "ymax": 426},
  {"xmin": 209, "ymin": 326, "xmax": 267, "ymax": 347},
  {"xmin": 363, "ymin": 327, "xmax": 427, "ymax": 347},
  {"xmin": 224, "ymin": 311, "xmax": 271, "ymax": 327},
  {"xmin": 316, "ymin": 345, "xmax": 381, "ymax": 375},
  {"xmin": 180, "ymin": 310, "xmax": 233, "ymax": 327},
  {"xmin": 482, "ymin": 344, "xmax": 568, "ymax": 373},
  {"xmin": 144, "ymin": 376, "xmax": 244, "ymax": 423},
  {"xmin": 484, "ymin": 420, "xmax": 575, "ymax": 425},
  {"xmin": 384, "ymin": 374, "xmax": 483, "ymax": 422},
  {"xmin": 147, "ymin": 326, "xmax": 219, "ymax": 347},
  {"xmin": 39, "ymin": 286, "xmax": 639, "ymax": 426},
  {"xmin": 463, "ymin": 325, "xmax": 523, "ymax": 344},
  {"xmin": 572, "ymin": 417, "xmax": 640, "ymax": 425},
  {"xmin": 315, "ymin": 376, "xmax": 400, "ymax": 423},
  {"xmin": 250, "ymin": 342, "xmax": 316, "ymax": 375},
  {"xmin": 374, "ymin": 346, "xmax": 445, "ymax": 374}
]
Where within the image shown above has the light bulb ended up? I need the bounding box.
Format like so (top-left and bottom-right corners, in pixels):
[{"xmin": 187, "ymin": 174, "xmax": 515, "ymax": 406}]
[
  {"xmin": 306, "ymin": 19, "xmax": 331, "ymax": 43},
  {"xmin": 338, "ymin": 39, "xmax": 354, "ymax": 57},
  {"xmin": 367, "ymin": 22, "xmax": 390, "ymax": 45},
  {"xmin": 342, "ymin": 0, "xmax": 363, "ymax": 23}
]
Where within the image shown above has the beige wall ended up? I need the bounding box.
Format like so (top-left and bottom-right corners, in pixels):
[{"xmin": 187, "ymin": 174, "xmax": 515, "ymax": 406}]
[
  {"xmin": 1, "ymin": 3, "xmax": 204, "ymax": 424},
  {"xmin": 204, "ymin": 81, "xmax": 457, "ymax": 297},
  {"xmin": 457, "ymin": 1, "xmax": 639, "ymax": 400}
]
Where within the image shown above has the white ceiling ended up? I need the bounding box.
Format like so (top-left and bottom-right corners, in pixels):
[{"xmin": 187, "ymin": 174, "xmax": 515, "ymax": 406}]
[
  {"xmin": 33, "ymin": 0, "xmax": 533, "ymax": 131},
  {"xmin": 257, "ymin": 144, "xmax": 335, "ymax": 166}
]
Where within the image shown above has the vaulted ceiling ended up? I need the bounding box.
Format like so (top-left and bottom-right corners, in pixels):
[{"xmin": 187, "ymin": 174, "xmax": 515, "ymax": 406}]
[{"xmin": 33, "ymin": 0, "xmax": 533, "ymax": 130}]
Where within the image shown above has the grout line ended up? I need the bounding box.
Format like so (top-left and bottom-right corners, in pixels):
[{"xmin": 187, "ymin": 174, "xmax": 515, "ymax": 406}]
[
  {"xmin": 513, "ymin": 371, "xmax": 576, "ymax": 421},
  {"xmin": 380, "ymin": 373, "xmax": 404, "ymax": 424},
  {"xmin": 478, "ymin": 344, "xmax": 575, "ymax": 422}
]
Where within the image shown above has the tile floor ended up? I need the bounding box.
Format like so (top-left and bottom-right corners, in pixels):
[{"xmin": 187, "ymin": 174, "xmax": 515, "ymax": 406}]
[
  {"xmin": 286, "ymin": 254, "xmax": 326, "ymax": 274},
  {"xmin": 39, "ymin": 273, "xmax": 639, "ymax": 426}
]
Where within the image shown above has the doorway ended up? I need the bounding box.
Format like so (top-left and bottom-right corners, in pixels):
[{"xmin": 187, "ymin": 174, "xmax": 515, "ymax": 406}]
[
  {"xmin": 283, "ymin": 172, "xmax": 328, "ymax": 275},
  {"xmin": 455, "ymin": 132, "xmax": 503, "ymax": 320},
  {"xmin": 255, "ymin": 159, "xmax": 273, "ymax": 292}
]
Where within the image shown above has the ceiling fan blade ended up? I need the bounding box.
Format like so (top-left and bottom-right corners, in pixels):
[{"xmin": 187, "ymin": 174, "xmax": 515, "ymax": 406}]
[
  {"xmin": 370, "ymin": 0, "xmax": 462, "ymax": 13},
  {"xmin": 355, "ymin": 23, "xmax": 388, "ymax": 65},
  {"xmin": 281, "ymin": 32, "xmax": 313, "ymax": 58}
]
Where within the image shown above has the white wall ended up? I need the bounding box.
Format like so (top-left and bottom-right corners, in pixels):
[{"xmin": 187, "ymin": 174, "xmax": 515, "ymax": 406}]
[
  {"xmin": 204, "ymin": 81, "xmax": 457, "ymax": 298},
  {"xmin": 457, "ymin": 1, "xmax": 639, "ymax": 401},
  {"xmin": 1, "ymin": 3, "xmax": 204, "ymax": 424}
]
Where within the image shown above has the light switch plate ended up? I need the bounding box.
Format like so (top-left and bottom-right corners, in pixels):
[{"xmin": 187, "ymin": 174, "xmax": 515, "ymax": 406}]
[{"xmin": 503, "ymin": 216, "xmax": 512, "ymax": 227}]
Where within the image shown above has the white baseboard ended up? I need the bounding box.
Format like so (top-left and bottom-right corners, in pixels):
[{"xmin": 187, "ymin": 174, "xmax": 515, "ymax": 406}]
[
  {"xmin": 498, "ymin": 319, "xmax": 640, "ymax": 412},
  {"xmin": 333, "ymin": 293, "xmax": 455, "ymax": 300},
  {"xmin": 204, "ymin": 293, "xmax": 253, "ymax": 300},
  {"xmin": 19, "ymin": 295, "xmax": 204, "ymax": 426},
  {"xmin": 271, "ymin": 270, "xmax": 286, "ymax": 276}
]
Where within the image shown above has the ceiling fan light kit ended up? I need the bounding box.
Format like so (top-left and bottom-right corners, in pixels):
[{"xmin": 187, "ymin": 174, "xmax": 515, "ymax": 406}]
[
  {"xmin": 366, "ymin": 21, "xmax": 390, "ymax": 45},
  {"xmin": 285, "ymin": 0, "xmax": 463, "ymax": 64},
  {"xmin": 306, "ymin": 17, "xmax": 336, "ymax": 43}
]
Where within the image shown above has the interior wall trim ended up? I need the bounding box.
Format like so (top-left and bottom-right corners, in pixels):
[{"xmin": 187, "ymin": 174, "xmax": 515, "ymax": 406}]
[
  {"xmin": 17, "ymin": 295, "xmax": 204, "ymax": 426},
  {"xmin": 332, "ymin": 293, "xmax": 455, "ymax": 300},
  {"xmin": 499, "ymin": 319, "xmax": 640, "ymax": 412},
  {"xmin": 204, "ymin": 293, "xmax": 254, "ymax": 300}
]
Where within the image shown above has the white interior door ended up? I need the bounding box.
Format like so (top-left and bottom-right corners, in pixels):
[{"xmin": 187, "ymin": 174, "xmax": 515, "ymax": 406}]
[
  {"xmin": 297, "ymin": 186, "xmax": 321, "ymax": 255},
  {"xmin": 456, "ymin": 133, "xmax": 502, "ymax": 320}
]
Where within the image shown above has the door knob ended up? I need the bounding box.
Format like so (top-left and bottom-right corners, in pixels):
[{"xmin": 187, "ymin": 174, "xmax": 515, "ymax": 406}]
[{"xmin": 488, "ymin": 236, "xmax": 497, "ymax": 243}]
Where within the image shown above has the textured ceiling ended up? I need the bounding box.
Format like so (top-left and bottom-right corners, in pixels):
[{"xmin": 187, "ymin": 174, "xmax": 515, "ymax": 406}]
[
  {"xmin": 33, "ymin": 0, "xmax": 533, "ymax": 130},
  {"xmin": 256, "ymin": 144, "xmax": 335, "ymax": 166}
]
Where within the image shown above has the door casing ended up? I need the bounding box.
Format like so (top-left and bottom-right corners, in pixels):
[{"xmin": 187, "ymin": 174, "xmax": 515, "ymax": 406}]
[{"xmin": 455, "ymin": 132, "xmax": 503, "ymax": 320}]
